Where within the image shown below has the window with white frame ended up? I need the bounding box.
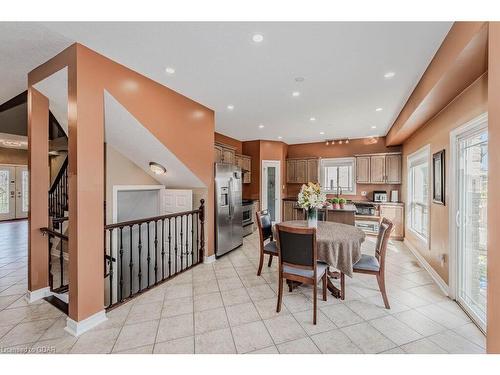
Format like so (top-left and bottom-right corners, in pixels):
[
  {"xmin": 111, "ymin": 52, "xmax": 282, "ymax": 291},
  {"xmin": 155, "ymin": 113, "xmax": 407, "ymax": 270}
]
[
  {"xmin": 407, "ymin": 146, "xmax": 430, "ymax": 241},
  {"xmin": 319, "ymin": 158, "xmax": 356, "ymax": 195}
]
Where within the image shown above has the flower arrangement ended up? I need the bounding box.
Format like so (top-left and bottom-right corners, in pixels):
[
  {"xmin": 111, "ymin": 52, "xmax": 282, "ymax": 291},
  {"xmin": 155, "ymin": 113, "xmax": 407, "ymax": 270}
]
[{"xmin": 297, "ymin": 182, "xmax": 326, "ymax": 210}]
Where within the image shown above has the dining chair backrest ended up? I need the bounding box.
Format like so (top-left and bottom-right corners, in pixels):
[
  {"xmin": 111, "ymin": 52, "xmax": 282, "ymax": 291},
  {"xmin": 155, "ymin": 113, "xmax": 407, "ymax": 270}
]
[
  {"xmin": 256, "ymin": 210, "xmax": 273, "ymax": 242},
  {"xmin": 275, "ymin": 224, "xmax": 317, "ymax": 270},
  {"xmin": 375, "ymin": 217, "xmax": 394, "ymax": 270}
]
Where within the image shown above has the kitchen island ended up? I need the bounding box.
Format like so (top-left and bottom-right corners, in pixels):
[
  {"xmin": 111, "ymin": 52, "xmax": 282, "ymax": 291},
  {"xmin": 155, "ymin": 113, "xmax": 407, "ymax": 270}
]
[{"xmin": 282, "ymin": 198, "xmax": 356, "ymax": 225}]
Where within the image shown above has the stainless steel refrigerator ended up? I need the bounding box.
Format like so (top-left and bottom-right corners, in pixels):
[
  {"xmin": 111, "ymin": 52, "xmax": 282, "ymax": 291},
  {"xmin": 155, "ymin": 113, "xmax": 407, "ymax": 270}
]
[{"xmin": 215, "ymin": 163, "xmax": 243, "ymax": 257}]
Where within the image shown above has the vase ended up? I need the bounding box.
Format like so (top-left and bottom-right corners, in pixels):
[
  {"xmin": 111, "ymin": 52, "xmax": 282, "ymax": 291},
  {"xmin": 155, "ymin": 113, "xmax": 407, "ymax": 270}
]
[
  {"xmin": 333, "ymin": 203, "xmax": 340, "ymax": 210},
  {"xmin": 307, "ymin": 208, "xmax": 318, "ymax": 228}
]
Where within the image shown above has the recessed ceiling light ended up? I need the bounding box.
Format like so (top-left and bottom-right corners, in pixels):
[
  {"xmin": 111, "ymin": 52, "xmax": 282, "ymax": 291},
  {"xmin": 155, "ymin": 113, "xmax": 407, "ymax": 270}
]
[
  {"xmin": 319, "ymin": 131, "xmax": 325, "ymax": 135},
  {"xmin": 278, "ymin": 136, "xmax": 283, "ymax": 139},
  {"xmin": 371, "ymin": 125, "xmax": 377, "ymax": 129},
  {"xmin": 375, "ymin": 107, "xmax": 383, "ymax": 112},
  {"xmin": 310, "ymin": 117, "xmax": 316, "ymax": 122},
  {"xmin": 384, "ymin": 72, "xmax": 396, "ymax": 79},
  {"xmin": 258, "ymin": 124, "xmax": 264, "ymax": 129},
  {"xmin": 252, "ymin": 33, "xmax": 264, "ymax": 43},
  {"xmin": 165, "ymin": 67, "xmax": 175, "ymax": 75},
  {"xmin": 295, "ymin": 77, "xmax": 304, "ymax": 82},
  {"xmin": 227, "ymin": 105, "xmax": 234, "ymax": 111},
  {"xmin": 292, "ymin": 91, "xmax": 300, "ymax": 97}
]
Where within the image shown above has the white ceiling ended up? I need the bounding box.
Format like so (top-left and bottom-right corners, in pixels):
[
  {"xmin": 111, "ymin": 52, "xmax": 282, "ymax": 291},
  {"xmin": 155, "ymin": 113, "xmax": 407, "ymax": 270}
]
[{"xmin": 1, "ymin": 22, "xmax": 452, "ymax": 144}]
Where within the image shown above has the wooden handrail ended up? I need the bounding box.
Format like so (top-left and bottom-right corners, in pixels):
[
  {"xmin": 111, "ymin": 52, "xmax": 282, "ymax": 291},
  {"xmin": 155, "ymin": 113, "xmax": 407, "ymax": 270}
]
[
  {"xmin": 49, "ymin": 157, "xmax": 68, "ymax": 193},
  {"xmin": 40, "ymin": 227, "xmax": 68, "ymax": 241},
  {"xmin": 104, "ymin": 208, "xmax": 202, "ymax": 230}
]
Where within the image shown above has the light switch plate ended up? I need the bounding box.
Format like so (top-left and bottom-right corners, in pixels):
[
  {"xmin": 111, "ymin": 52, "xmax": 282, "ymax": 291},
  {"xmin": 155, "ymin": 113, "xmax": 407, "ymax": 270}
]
[{"xmin": 361, "ymin": 191, "xmax": 367, "ymax": 196}]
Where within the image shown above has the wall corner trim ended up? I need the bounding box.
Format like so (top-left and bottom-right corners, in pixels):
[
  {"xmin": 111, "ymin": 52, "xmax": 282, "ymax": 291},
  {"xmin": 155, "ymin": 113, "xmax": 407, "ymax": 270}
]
[
  {"xmin": 203, "ymin": 254, "xmax": 216, "ymax": 264},
  {"xmin": 65, "ymin": 310, "xmax": 107, "ymax": 337},
  {"xmin": 25, "ymin": 287, "xmax": 51, "ymax": 303},
  {"xmin": 403, "ymin": 238, "xmax": 449, "ymax": 296}
]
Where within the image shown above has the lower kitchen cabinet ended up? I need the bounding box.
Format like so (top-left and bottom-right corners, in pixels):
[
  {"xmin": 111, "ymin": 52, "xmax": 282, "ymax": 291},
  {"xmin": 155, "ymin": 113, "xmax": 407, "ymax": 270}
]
[{"xmin": 379, "ymin": 204, "xmax": 404, "ymax": 240}]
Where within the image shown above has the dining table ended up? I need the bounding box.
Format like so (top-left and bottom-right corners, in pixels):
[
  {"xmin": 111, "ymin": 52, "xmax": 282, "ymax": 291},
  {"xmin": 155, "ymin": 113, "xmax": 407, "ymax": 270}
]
[{"xmin": 276, "ymin": 220, "xmax": 366, "ymax": 299}]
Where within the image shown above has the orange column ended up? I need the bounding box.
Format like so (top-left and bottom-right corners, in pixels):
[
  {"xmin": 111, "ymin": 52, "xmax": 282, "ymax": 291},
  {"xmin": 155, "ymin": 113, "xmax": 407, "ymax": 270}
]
[
  {"xmin": 488, "ymin": 22, "xmax": 500, "ymax": 354},
  {"xmin": 66, "ymin": 48, "xmax": 105, "ymax": 324},
  {"xmin": 27, "ymin": 88, "xmax": 49, "ymax": 294}
]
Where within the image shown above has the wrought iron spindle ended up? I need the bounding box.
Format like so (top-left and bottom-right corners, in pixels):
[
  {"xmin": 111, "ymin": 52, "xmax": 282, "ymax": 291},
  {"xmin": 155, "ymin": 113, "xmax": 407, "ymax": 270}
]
[
  {"xmin": 109, "ymin": 228, "xmax": 113, "ymax": 306},
  {"xmin": 147, "ymin": 221, "xmax": 151, "ymax": 288},
  {"xmin": 168, "ymin": 218, "xmax": 172, "ymax": 277},
  {"xmin": 161, "ymin": 218, "xmax": 165, "ymax": 280},
  {"xmin": 191, "ymin": 213, "xmax": 195, "ymax": 267},
  {"xmin": 174, "ymin": 217, "xmax": 178, "ymax": 274},
  {"xmin": 180, "ymin": 215, "xmax": 184, "ymax": 271},
  {"xmin": 185, "ymin": 214, "xmax": 189, "ymax": 268},
  {"xmin": 154, "ymin": 220, "xmax": 158, "ymax": 285},
  {"xmin": 129, "ymin": 225, "xmax": 133, "ymax": 298},
  {"xmin": 59, "ymin": 230, "xmax": 64, "ymax": 289},
  {"xmin": 48, "ymin": 234, "xmax": 53, "ymax": 290},
  {"xmin": 119, "ymin": 227, "xmax": 124, "ymax": 302},
  {"xmin": 199, "ymin": 199, "xmax": 205, "ymax": 263},
  {"xmin": 138, "ymin": 223, "xmax": 142, "ymax": 291}
]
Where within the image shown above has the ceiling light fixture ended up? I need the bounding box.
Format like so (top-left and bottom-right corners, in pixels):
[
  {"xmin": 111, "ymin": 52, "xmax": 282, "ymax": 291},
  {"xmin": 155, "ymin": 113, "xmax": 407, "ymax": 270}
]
[
  {"xmin": 227, "ymin": 105, "xmax": 234, "ymax": 111},
  {"xmin": 371, "ymin": 125, "xmax": 377, "ymax": 129},
  {"xmin": 295, "ymin": 77, "xmax": 304, "ymax": 82},
  {"xmin": 252, "ymin": 33, "xmax": 264, "ymax": 43},
  {"xmin": 149, "ymin": 162, "xmax": 167, "ymax": 175},
  {"xmin": 375, "ymin": 107, "xmax": 383, "ymax": 112},
  {"xmin": 310, "ymin": 117, "xmax": 316, "ymax": 122},
  {"xmin": 258, "ymin": 124, "xmax": 265, "ymax": 129},
  {"xmin": 384, "ymin": 72, "xmax": 396, "ymax": 79},
  {"xmin": 165, "ymin": 67, "xmax": 176, "ymax": 75},
  {"xmin": 278, "ymin": 136, "xmax": 283, "ymax": 140},
  {"xmin": 292, "ymin": 91, "xmax": 300, "ymax": 97},
  {"xmin": 319, "ymin": 131, "xmax": 325, "ymax": 135}
]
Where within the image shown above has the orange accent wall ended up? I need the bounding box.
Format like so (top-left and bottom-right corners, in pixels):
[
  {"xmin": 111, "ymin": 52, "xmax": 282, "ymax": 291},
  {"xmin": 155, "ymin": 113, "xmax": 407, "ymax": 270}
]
[
  {"xmin": 215, "ymin": 132, "xmax": 243, "ymax": 154},
  {"xmin": 487, "ymin": 22, "xmax": 500, "ymax": 354},
  {"xmin": 402, "ymin": 74, "xmax": 487, "ymax": 284},
  {"xmin": 27, "ymin": 88, "xmax": 49, "ymax": 291},
  {"xmin": 28, "ymin": 44, "xmax": 215, "ymax": 322}
]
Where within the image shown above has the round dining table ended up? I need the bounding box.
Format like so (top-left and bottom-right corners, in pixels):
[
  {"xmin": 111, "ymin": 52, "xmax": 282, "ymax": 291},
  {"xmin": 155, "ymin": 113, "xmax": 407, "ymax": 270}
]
[{"xmin": 277, "ymin": 220, "xmax": 366, "ymax": 298}]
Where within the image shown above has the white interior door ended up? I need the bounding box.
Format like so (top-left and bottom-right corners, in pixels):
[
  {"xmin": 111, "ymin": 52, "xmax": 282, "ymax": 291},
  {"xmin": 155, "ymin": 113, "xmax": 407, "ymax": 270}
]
[
  {"xmin": 15, "ymin": 166, "xmax": 29, "ymax": 219},
  {"xmin": 261, "ymin": 160, "xmax": 281, "ymax": 223},
  {"xmin": 0, "ymin": 165, "xmax": 16, "ymax": 221},
  {"xmin": 451, "ymin": 114, "xmax": 488, "ymax": 332}
]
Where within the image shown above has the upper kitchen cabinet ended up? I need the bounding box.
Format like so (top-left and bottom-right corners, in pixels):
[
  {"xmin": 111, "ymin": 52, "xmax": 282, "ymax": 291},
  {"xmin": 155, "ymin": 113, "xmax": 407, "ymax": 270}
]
[
  {"xmin": 356, "ymin": 156, "xmax": 370, "ymax": 183},
  {"xmin": 355, "ymin": 152, "xmax": 402, "ymax": 184},
  {"xmin": 286, "ymin": 158, "xmax": 319, "ymax": 184},
  {"xmin": 214, "ymin": 142, "xmax": 252, "ymax": 184}
]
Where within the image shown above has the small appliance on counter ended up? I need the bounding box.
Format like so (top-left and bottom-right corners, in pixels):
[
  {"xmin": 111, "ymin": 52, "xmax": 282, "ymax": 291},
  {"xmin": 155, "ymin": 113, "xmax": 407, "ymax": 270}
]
[
  {"xmin": 390, "ymin": 190, "xmax": 399, "ymax": 203},
  {"xmin": 373, "ymin": 190, "xmax": 388, "ymax": 203},
  {"xmin": 354, "ymin": 202, "xmax": 376, "ymax": 216}
]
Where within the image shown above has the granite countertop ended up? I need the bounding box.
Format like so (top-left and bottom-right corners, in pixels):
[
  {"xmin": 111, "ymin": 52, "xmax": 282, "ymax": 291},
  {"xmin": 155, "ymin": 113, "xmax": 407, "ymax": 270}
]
[{"xmin": 283, "ymin": 197, "xmax": 403, "ymax": 206}]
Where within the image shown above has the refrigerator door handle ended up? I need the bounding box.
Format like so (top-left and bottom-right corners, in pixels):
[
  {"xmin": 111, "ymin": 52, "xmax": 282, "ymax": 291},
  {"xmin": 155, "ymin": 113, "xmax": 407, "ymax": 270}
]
[{"xmin": 228, "ymin": 178, "xmax": 233, "ymax": 218}]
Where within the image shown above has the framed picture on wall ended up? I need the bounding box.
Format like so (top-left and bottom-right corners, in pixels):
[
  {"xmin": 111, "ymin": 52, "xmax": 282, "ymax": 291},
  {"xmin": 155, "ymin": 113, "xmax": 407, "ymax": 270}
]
[{"xmin": 433, "ymin": 149, "xmax": 445, "ymax": 205}]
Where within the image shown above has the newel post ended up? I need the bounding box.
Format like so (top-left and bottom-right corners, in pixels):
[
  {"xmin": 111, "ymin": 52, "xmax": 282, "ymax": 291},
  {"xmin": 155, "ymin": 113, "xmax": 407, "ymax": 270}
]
[{"xmin": 199, "ymin": 199, "xmax": 205, "ymax": 261}]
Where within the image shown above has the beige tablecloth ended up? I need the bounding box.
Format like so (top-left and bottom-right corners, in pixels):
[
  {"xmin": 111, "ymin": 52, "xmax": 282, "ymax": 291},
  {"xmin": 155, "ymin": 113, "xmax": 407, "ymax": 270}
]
[{"xmin": 276, "ymin": 220, "xmax": 366, "ymax": 277}]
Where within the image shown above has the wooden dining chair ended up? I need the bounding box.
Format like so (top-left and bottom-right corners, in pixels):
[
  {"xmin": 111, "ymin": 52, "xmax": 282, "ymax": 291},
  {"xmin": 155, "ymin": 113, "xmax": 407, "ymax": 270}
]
[
  {"xmin": 352, "ymin": 217, "xmax": 394, "ymax": 309},
  {"xmin": 255, "ymin": 210, "xmax": 278, "ymax": 276},
  {"xmin": 275, "ymin": 224, "xmax": 328, "ymax": 324}
]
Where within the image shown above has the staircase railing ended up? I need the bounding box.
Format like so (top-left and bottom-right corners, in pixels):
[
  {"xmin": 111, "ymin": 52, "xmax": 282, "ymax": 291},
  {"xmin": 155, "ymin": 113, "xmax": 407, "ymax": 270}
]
[
  {"xmin": 49, "ymin": 157, "xmax": 68, "ymax": 220},
  {"xmin": 40, "ymin": 226, "xmax": 69, "ymax": 294},
  {"xmin": 103, "ymin": 199, "xmax": 205, "ymax": 310}
]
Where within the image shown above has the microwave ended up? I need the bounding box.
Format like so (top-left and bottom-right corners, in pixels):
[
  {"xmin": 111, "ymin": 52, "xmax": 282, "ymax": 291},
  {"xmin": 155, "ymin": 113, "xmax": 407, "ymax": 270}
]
[{"xmin": 373, "ymin": 191, "xmax": 388, "ymax": 202}]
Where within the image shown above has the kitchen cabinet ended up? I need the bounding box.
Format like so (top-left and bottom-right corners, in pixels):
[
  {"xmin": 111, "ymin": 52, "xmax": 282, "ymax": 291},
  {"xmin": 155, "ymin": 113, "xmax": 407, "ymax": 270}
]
[
  {"xmin": 355, "ymin": 152, "xmax": 402, "ymax": 184},
  {"xmin": 385, "ymin": 154, "xmax": 402, "ymax": 184},
  {"xmin": 235, "ymin": 154, "xmax": 242, "ymax": 168},
  {"xmin": 356, "ymin": 156, "xmax": 370, "ymax": 183},
  {"xmin": 379, "ymin": 204, "xmax": 404, "ymax": 240},
  {"xmin": 286, "ymin": 158, "xmax": 319, "ymax": 184},
  {"xmin": 283, "ymin": 200, "xmax": 296, "ymax": 221},
  {"xmin": 214, "ymin": 142, "xmax": 252, "ymax": 184},
  {"xmin": 251, "ymin": 200, "xmax": 260, "ymax": 232},
  {"xmin": 214, "ymin": 145, "xmax": 223, "ymax": 163},
  {"xmin": 370, "ymin": 155, "xmax": 386, "ymax": 183},
  {"xmin": 307, "ymin": 159, "xmax": 319, "ymax": 183},
  {"xmin": 222, "ymin": 148, "xmax": 235, "ymax": 165}
]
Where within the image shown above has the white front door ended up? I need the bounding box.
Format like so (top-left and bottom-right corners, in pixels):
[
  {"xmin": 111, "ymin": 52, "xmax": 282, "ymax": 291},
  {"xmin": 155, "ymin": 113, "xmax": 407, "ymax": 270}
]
[
  {"xmin": 15, "ymin": 166, "xmax": 29, "ymax": 219},
  {"xmin": 0, "ymin": 165, "xmax": 16, "ymax": 221},
  {"xmin": 261, "ymin": 160, "xmax": 281, "ymax": 223},
  {"xmin": 450, "ymin": 114, "xmax": 488, "ymax": 332}
]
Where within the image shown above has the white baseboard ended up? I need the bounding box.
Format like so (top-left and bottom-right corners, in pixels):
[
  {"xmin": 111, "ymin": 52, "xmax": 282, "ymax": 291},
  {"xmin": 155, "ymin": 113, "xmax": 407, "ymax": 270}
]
[
  {"xmin": 65, "ymin": 310, "xmax": 107, "ymax": 337},
  {"xmin": 204, "ymin": 254, "xmax": 216, "ymax": 264},
  {"xmin": 25, "ymin": 287, "xmax": 51, "ymax": 303},
  {"xmin": 404, "ymin": 238, "xmax": 449, "ymax": 296}
]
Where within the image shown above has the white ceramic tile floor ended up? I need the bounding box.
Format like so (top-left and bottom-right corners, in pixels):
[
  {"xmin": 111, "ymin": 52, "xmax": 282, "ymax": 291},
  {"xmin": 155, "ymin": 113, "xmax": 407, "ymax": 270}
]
[{"xmin": 0, "ymin": 221, "xmax": 486, "ymax": 354}]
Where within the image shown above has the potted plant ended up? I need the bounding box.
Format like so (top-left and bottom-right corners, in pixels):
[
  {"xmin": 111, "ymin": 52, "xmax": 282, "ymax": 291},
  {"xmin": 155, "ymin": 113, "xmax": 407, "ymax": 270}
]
[
  {"xmin": 339, "ymin": 198, "xmax": 347, "ymax": 209},
  {"xmin": 332, "ymin": 197, "xmax": 340, "ymax": 210},
  {"xmin": 297, "ymin": 182, "xmax": 326, "ymax": 228}
]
